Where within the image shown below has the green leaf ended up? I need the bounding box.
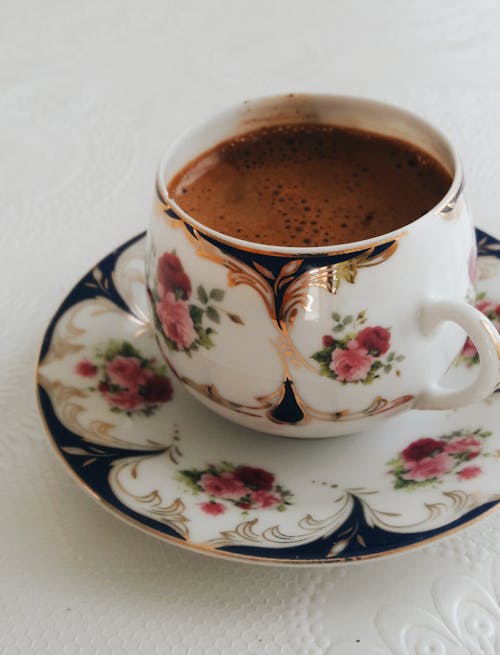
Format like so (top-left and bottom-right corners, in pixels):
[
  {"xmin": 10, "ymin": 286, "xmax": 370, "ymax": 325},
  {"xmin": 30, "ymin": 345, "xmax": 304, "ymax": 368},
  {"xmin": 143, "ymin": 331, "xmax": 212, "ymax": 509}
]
[
  {"xmin": 206, "ymin": 305, "xmax": 221, "ymax": 324},
  {"xmin": 387, "ymin": 352, "xmax": 395, "ymax": 362},
  {"xmin": 395, "ymin": 355, "xmax": 405, "ymax": 362},
  {"xmin": 318, "ymin": 367, "xmax": 332, "ymax": 378},
  {"xmin": 209, "ymin": 288, "xmax": 225, "ymax": 301},
  {"xmin": 227, "ymin": 312, "xmax": 244, "ymax": 325},
  {"xmin": 343, "ymin": 315, "xmax": 353, "ymax": 325},
  {"xmin": 333, "ymin": 325, "xmax": 344, "ymax": 332},
  {"xmin": 384, "ymin": 364, "xmax": 393, "ymax": 373},
  {"xmin": 189, "ymin": 304, "xmax": 204, "ymax": 325},
  {"xmin": 197, "ymin": 327, "xmax": 216, "ymax": 349},
  {"xmin": 276, "ymin": 505, "xmax": 286, "ymax": 512},
  {"xmin": 332, "ymin": 312, "xmax": 341, "ymax": 322},
  {"xmin": 311, "ymin": 349, "xmax": 332, "ymax": 364},
  {"xmin": 197, "ymin": 285, "xmax": 208, "ymax": 304}
]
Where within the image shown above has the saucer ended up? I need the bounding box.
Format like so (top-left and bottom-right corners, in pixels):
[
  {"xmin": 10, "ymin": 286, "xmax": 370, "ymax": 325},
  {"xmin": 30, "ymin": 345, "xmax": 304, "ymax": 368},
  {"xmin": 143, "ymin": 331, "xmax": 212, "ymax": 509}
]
[{"xmin": 36, "ymin": 229, "xmax": 500, "ymax": 566}]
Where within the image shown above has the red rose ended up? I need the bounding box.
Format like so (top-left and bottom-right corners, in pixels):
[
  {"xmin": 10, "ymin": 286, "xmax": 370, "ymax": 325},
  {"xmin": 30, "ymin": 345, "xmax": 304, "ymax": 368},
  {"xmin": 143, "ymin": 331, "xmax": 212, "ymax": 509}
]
[
  {"xmin": 322, "ymin": 335, "xmax": 335, "ymax": 348},
  {"xmin": 234, "ymin": 466, "xmax": 275, "ymax": 491},
  {"xmin": 157, "ymin": 252, "xmax": 191, "ymax": 300},
  {"xmin": 402, "ymin": 438, "xmax": 445, "ymax": 462},
  {"xmin": 357, "ymin": 326, "xmax": 391, "ymax": 356},
  {"xmin": 142, "ymin": 374, "xmax": 173, "ymax": 404},
  {"xmin": 75, "ymin": 359, "xmax": 97, "ymax": 377}
]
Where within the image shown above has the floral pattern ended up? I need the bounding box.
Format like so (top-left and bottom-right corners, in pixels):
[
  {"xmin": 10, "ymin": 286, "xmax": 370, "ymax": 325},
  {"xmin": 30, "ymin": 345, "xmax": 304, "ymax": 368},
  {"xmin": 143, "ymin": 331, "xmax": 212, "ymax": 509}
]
[
  {"xmin": 387, "ymin": 429, "xmax": 492, "ymax": 489},
  {"xmin": 456, "ymin": 292, "xmax": 500, "ymax": 367},
  {"xmin": 151, "ymin": 251, "xmax": 243, "ymax": 355},
  {"xmin": 311, "ymin": 311, "xmax": 404, "ymax": 384},
  {"xmin": 178, "ymin": 463, "xmax": 293, "ymax": 515},
  {"xmin": 75, "ymin": 340, "xmax": 173, "ymax": 416}
]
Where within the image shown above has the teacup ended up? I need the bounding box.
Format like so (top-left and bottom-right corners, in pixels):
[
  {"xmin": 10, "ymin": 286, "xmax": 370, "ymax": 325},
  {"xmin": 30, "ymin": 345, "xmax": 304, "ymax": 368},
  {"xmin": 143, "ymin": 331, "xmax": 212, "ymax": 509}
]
[{"xmin": 146, "ymin": 93, "xmax": 500, "ymax": 438}]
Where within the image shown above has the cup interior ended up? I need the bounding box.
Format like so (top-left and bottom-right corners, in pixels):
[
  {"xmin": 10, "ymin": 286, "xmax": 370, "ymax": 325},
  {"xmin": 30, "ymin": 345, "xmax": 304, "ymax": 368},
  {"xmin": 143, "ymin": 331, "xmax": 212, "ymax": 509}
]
[{"xmin": 158, "ymin": 94, "xmax": 459, "ymax": 250}]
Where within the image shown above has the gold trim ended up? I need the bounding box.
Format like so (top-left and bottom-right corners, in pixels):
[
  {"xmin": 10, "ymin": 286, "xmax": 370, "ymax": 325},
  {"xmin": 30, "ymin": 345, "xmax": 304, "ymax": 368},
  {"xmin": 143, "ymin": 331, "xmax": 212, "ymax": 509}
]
[
  {"xmin": 480, "ymin": 318, "xmax": 500, "ymax": 361},
  {"xmin": 110, "ymin": 457, "xmax": 190, "ymax": 539},
  {"xmin": 157, "ymin": 191, "xmax": 408, "ymax": 259}
]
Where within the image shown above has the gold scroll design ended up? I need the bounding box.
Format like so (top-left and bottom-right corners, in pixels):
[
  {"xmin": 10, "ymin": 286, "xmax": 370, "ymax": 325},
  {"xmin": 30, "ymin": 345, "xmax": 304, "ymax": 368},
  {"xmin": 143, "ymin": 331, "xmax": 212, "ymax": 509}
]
[
  {"xmin": 207, "ymin": 491, "xmax": 354, "ymax": 549},
  {"xmin": 42, "ymin": 296, "xmax": 141, "ymax": 369},
  {"xmin": 38, "ymin": 374, "xmax": 167, "ymax": 452},
  {"xmin": 206, "ymin": 487, "xmax": 484, "ymax": 553},
  {"xmin": 109, "ymin": 456, "xmax": 190, "ymax": 539},
  {"xmin": 160, "ymin": 339, "xmax": 414, "ymax": 426},
  {"xmin": 281, "ymin": 240, "xmax": 399, "ymax": 328},
  {"xmin": 158, "ymin": 201, "xmax": 409, "ymax": 423},
  {"xmin": 160, "ymin": 197, "xmax": 402, "ymax": 325},
  {"xmin": 185, "ymin": 375, "xmax": 413, "ymax": 425}
]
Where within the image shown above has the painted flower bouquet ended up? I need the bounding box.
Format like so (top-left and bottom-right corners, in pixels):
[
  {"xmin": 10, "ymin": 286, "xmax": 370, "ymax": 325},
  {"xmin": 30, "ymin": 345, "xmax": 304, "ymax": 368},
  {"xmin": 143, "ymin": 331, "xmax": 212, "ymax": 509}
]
[
  {"xmin": 311, "ymin": 310, "xmax": 404, "ymax": 384},
  {"xmin": 152, "ymin": 251, "xmax": 243, "ymax": 355},
  {"xmin": 387, "ymin": 429, "xmax": 492, "ymax": 489},
  {"xmin": 178, "ymin": 462, "xmax": 294, "ymax": 515},
  {"xmin": 75, "ymin": 340, "xmax": 173, "ymax": 416}
]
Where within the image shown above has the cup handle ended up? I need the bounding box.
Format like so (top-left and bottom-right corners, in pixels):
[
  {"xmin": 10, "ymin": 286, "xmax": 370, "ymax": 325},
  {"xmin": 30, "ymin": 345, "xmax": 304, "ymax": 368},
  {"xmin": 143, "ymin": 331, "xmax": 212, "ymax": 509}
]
[{"xmin": 415, "ymin": 299, "xmax": 500, "ymax": 410}]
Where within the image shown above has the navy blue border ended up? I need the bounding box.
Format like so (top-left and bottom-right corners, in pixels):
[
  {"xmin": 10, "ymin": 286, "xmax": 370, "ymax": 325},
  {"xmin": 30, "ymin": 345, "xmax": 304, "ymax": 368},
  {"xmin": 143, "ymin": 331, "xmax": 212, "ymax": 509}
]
[{"xmin": 37, "ymin": 229, "xmax": 500, "ymax": 563}]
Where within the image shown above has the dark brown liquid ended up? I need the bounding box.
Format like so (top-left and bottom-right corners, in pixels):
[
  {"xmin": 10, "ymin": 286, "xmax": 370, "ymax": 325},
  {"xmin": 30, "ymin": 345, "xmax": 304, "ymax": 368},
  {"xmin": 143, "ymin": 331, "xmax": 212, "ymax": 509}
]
[{"xmin": 168, "ymin": 123, "xmax": 452, "ymax": 247}]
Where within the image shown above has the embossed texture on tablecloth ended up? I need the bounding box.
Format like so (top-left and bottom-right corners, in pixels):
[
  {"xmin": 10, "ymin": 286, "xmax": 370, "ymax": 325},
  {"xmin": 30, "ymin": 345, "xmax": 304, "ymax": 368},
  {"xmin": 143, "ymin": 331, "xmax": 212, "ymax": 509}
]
[{"xmin": 1, "ymin": 0, "xmax": 500, "ymax": 652}]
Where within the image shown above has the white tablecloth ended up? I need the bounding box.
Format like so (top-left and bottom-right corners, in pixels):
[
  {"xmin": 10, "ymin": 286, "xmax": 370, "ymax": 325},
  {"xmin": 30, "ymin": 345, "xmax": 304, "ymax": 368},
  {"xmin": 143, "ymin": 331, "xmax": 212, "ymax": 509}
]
[{"xmin": 2, "ymin": 1, "xmax": 500, "ymax": 652}]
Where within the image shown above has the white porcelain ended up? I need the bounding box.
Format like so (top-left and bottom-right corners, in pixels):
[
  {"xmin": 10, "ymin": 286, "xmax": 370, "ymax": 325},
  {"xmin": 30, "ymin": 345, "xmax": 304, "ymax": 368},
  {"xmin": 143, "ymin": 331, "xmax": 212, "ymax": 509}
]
[
  {"xmin": 147, "ymin": 94, "xmax": 500, "ymax": 437},
  {"xmin": 36, "ymin": 232, "xmax": 500, "ymax": 565}
]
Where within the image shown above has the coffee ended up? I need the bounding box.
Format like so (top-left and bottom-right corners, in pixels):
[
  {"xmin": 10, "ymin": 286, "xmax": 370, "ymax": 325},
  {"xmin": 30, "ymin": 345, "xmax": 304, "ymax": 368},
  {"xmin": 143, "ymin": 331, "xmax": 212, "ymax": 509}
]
[{"xmin": 168, "ymin": 123, "xmax": 452, "ymax": 247}]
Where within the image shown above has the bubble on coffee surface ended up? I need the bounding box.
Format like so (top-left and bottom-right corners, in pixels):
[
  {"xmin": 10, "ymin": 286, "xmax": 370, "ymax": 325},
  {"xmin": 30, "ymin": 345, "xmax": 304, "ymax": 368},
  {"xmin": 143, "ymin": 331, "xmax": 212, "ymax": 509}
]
[{"xmin": 168, "ymin": 124, "xmax": 452, "ymax": 247}]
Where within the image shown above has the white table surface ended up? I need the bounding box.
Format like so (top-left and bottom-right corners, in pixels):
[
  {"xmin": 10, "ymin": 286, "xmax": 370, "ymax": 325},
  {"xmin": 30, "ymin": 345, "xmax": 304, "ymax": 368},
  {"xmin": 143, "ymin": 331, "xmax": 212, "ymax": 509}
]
[{"xmin": 2, "ymin": 1, "xmax": 500, "ymax": 653}]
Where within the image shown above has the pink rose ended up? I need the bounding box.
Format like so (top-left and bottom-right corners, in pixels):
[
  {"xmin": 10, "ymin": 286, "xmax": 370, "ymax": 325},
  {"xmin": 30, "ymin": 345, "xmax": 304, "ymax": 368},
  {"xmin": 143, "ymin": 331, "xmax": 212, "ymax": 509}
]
[
  {"xmin": 200, "ymin": 472, "xmax": 249, "ymax": 500},
  {"xmin": 250, "ymin": 490, "xmax": 281, "ymax": 509},
  {"xmin": 157, "ymin": 252, "xmax": 192, "ymax": 300},
  {"xmin": 444, "ymin": 435, "xmax": 482, "ymax": 454},
  {"xmin": 461, "ymin": 337, "xmax": 477, "ymax": 359},
  {"xmin": 106, "ymin": 356, "xmax": 143, "ymax": 389},
  {"xmin": 357, "ymin": 326, "xmax": 391, "ymax": 356},
  {"xmin": 402, "ymin": 452, "xmax": 453, "ymax": 481},
  {"xmin": 103, "ymin": 388, "xmax": 145, "ymax": 411},
  {"xmin": 75, "ymin": 359, "xmax": 97, "ymax": 377},
  {"xmin": 457, "ymin": 466, "xmax": 482, "ymax": 481},
  {"xmin": 156, "ymin": 292, "xmax": 197, "ymax": 350},
  {"xmin": 330, "ymin": 342, "xmax": 373, "ymax": 382},
  {"xmin": 200, "ymin": 501, "xmax": 226, "ymax": 516}
]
